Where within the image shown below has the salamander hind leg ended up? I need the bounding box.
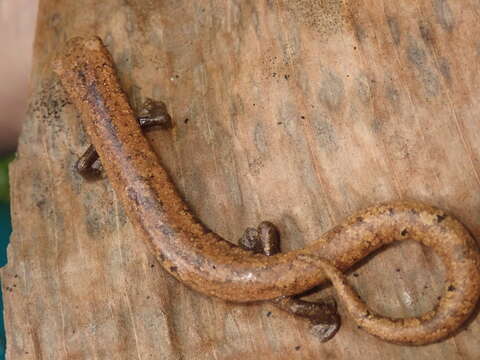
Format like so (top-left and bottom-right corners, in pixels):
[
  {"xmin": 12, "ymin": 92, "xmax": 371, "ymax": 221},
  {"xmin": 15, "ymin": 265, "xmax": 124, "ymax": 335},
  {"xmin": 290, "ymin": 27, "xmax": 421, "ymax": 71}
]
[{"xmin": 239, "ymin": 221, "xmax": 340, "ymax": 342}]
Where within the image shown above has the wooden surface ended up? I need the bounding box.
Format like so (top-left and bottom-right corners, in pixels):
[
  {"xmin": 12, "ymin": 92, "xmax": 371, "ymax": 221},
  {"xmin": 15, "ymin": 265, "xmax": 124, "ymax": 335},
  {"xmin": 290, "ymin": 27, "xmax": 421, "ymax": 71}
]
[{"xmin": 3, "ymin": 0, "xmax": 480, "ymax": 359}]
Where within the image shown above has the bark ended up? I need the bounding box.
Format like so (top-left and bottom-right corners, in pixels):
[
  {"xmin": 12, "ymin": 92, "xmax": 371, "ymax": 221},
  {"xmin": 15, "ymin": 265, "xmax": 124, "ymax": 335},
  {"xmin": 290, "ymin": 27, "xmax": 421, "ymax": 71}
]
[{"xmin": 3, "ymin": 0, "xmax": 480, "ymax": 359}]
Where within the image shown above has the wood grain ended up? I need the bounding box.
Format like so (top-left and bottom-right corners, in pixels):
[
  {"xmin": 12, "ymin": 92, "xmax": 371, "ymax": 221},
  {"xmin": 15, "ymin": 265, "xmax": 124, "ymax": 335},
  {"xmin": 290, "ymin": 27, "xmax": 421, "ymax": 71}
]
[{"xmin": 3, "ymin": 0, "xmax": 480, "ymax": 358}]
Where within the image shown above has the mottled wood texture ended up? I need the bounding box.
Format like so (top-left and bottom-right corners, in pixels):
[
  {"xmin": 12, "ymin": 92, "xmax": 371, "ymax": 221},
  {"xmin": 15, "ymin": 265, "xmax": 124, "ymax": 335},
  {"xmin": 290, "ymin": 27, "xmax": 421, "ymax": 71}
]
[{"xmin": 3, "ymin": 0, "xmax": 480, "ymax": 359}]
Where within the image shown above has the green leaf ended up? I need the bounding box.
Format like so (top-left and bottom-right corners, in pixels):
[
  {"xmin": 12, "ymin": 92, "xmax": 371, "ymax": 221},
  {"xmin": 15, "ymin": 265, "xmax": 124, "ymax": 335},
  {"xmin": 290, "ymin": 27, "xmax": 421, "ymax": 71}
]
[{"xmin": 0, "ymin": 154, "xmax": 14, "ymax": 203}]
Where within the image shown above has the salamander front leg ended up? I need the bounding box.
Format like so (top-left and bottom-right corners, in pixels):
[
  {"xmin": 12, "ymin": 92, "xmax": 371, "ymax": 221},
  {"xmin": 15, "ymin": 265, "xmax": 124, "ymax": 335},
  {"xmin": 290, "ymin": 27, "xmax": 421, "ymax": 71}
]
[
  {"xmin": 76, "ymin": 98, "xmax": 172, "ymax": 180},
  {"xmin": 239, "ymin": 222, "xmax": 340, "ymax": 342}
]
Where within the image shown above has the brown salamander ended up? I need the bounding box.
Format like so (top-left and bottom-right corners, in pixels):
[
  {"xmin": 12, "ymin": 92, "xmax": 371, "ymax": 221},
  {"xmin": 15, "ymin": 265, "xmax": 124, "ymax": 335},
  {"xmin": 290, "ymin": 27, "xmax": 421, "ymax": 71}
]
[{"xmin": 54, "ymin": 36, "xmax": 480, "ymax": 345}]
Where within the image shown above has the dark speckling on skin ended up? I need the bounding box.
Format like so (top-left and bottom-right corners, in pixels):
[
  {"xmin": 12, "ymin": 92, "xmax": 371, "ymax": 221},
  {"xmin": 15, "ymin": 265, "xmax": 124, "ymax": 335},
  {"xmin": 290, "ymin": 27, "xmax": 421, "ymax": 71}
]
[{"xmin": 159, "ymin": 224, "xmax": 175, "ymax": 236}]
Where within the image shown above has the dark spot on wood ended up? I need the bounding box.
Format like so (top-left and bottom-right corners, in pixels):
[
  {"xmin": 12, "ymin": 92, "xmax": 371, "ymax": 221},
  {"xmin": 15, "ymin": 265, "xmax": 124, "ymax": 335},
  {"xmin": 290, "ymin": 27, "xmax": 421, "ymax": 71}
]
[
  {"xmin": 301, "ymin": 116, "xmax": 305, "ymax": 119},
  {"xmin": 386, "ymin": 85, "xmax": 401, "ymax": 111},
  {"xmin": 401, "ymin": 229, "xmax": 408, "ymax": 236},
  {"xmin": 50, "ymin": 13, "xmax": 61, "ymax": 27},
  {"xmin": 356, "ymin": 74, "xmax": 372, "ymax": 105},
  {"xmin": 396, "ymin": 268, "xmax": 401, "ymax": 272},
  {"xmin": 212, "ymin": 265, "xmax": 216, "ymax": 269},
  {"xmin": 356, "ymin": 216, "xmax": 364, "ymax": 223},
  {"xmin": 448, "ymin": 285, "xmax": 455, "ymax": 292},
  {"xmin": 405, "ymin": 39, "xmax": 441, "ymax": 95},
  {"xmin": 353, "ymin": 273, "xmax": 359, "ymax": 277},
  {"xmin": 436, "ymin": 214, "xmax": 447, "ymax": 223},
  {"xmin": 419, "ymin": 22, "xmax": 435, "ymax": 46},
  {"xmin": 313, "ymin": 117, "xmax": 337, "ymax": 150},
  {"xmin": 407, "ymin": 43, "xmax": 427, "ymax": 68},
  {"xmin": 170, "ymin": 266, "xmax": 178, "ymax": 273},
  {"xmin": 254, "ymin": 123, "xmax": 268, "ymax": 154},
  {"xmin": 284, "ymin": 74, "xmax": 290, "ymax": 80},
  {"xmin": 388, "ymin": 208, "xmax": 394, "ymax": 215},
  {"xmin": 438, "ymin": 58, "xmax": 452, "ymax": 84},
  {"xmin": 295, "ymin": 346, "xmax": 301, "ymax": 351},
  {"xmin": 434, "ymin": 0, "xmax": 455, "ymax": 32},
  {"xmin": 36, "ymin": 199, "xmax": 46, "ymax": 209},
  {"xmin": 387, "ymin": 17, "xmax": 401, "ymax": 45},
  {"xmin": 349, "ymin": 13, "xmax": 366, "ymax": 43},
  {"xmin": 150, "ymin": 264, "xmax": 155, "ymax": 268},
  {"xmin": 318, "ymin": 71, "xmax": 345, "ymax": 111},
  {"xmin": 266, "ymin": 311, "xmax": 272, "ymax": 317},
  {"xmin": 184, "ymin": 118, "xmax": 189, "ymax": 124}
]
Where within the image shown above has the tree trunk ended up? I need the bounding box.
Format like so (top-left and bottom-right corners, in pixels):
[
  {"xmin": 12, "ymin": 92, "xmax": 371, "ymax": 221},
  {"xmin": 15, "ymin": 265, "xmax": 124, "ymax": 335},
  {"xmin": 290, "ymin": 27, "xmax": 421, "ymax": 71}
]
[{"xmin": 3, "ymin": 0, "xmax": 480, "ymax": 358}]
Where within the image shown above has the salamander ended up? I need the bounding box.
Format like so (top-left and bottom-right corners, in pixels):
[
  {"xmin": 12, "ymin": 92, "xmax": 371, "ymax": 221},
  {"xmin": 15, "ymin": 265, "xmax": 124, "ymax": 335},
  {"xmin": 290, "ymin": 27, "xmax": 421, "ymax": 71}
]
[{"xmin": 53, "ymin": 36, "xmax": 480, "ymax": 345}]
